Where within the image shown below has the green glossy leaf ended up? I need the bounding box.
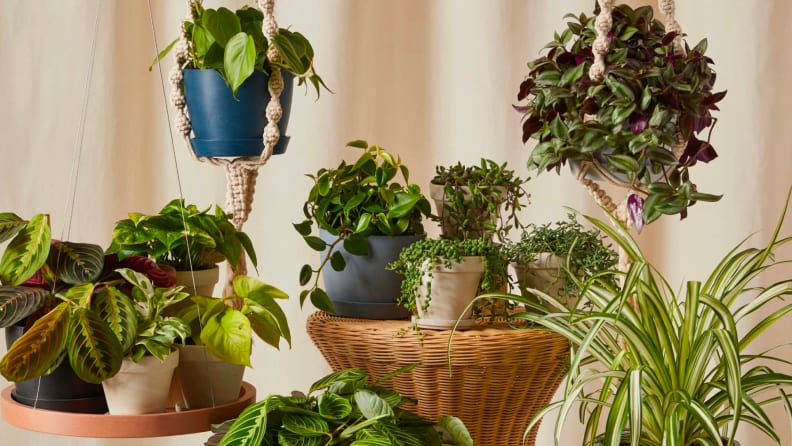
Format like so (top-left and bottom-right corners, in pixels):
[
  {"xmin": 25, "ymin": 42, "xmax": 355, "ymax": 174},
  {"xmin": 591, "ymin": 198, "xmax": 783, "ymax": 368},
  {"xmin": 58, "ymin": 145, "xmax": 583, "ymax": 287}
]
[
  {"xmin": 389, "ymin": 193, "xmax": 421, "ymax": 219},
  {"xmin": 0, "ymin": 214, "xmax": 51, "ymax": 286},
  {"xmin": 201, "ymin": 308, "xmax": 252, "ymax": 366},
  {"xmin": 246, "ymin": 289, "xmax": 291, "ymax": 348},
  {"xmin": 330, "ymin": 251, "xmax": 346, "ymax": 272},
  {"xmin": 0, "ymin": 213, "xmax": 25, "ymax": 243},
  {"xmin": 310, "ymin": 288, "xmax": 334, "ymax": 313},
  {"xmin": 0, "ymin": 302, "xmax": 69, "ymax": 382},
  {"xmin": 67, "ymin": 307, "xmax": 123, "ymax": 383},
  {"xmin": 282, "ymin": 412, "xmax": 329, "ymax": 436},
  {"xmin": 0, "ymin": 286, "xmax": 49, "ymax": 328},
  {"xmin": 318, "ymin": 392, "xmax": 352, "ymax": 419},
  {"xmin": 304, "ymin": 236, "xmax": 327, "ymax": 252},
  {"xmin": 47, "ymin": 241, "xmax": 105, "ymax": 285},
  {"xmin": 343, "ymin": 235, "xmax": 368, "ymax": 256},
  {"xmin": 355, "ymin": 390, "xmax": 393, "ymax": 420},
  {"xmin": 293, "ymin": 221, "xmax": 313, "ymax": 237},
  {"xmin": 203, "ymin": 7, "xmax": 241, "ymax": 47},
  {"xmin": 310, "ymin": 368, "xmax": 367, "ymax": 394},
  {"xmin": 605, "ymin": 75, "xmax": 635, "ymax": 101},
  {"xmin": 299, "ymin": 264, "xmax": 312, "ymax": 286},
  {"xmin": 347, "ymin": 139, "xmax": 369, "ymax": 149},
  {"xmin": 225, "ymin": 32, "xmax": 256, "ymax": 97},
  {"xmin": 354, "ymin": 213, "xmax": 372, "ymax": 234}
]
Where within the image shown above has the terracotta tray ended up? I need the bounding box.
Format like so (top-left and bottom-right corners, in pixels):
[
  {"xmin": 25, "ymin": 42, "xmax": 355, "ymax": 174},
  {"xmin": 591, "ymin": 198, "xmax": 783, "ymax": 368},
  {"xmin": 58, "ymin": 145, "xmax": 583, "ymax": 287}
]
[{"xmin": 0, "ymin": 381, "xmax": 255, "ymax": 438}]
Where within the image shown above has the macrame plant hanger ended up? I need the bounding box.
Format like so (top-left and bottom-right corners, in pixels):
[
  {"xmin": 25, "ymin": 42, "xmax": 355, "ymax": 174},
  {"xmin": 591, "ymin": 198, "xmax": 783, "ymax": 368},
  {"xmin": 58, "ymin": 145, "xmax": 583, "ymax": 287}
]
[
  {"xmin": 170, "ymin": 0, "xmax": 285, "ymax": 295},
  {"xmin": 578, "ymin": 0, "xmax": 685, "ymax": 274}
]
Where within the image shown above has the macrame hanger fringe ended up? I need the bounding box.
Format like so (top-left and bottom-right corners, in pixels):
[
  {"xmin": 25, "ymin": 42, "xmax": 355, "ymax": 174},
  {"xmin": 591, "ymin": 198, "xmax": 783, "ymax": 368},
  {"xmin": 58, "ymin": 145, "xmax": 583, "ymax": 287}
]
[{"xmin": 170, "ymin": 0, "xmax": 284, "ymax": 295}]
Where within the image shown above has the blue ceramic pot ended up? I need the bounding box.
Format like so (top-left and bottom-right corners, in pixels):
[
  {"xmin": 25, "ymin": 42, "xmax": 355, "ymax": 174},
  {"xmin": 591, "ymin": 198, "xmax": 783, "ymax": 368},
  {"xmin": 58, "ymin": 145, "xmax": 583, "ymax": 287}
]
[{"xmin": 183, "ymin": 69, "xmax": 294, "ymax": 157}]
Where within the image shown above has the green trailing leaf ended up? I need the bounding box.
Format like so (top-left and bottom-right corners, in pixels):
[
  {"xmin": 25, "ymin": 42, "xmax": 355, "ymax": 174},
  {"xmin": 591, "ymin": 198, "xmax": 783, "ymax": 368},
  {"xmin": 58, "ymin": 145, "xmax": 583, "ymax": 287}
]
[
  {"xmin": 66, "ymin": 307, "xmax": 123, "ymax": 383},
  {"xmin": 47, "ymin": 241, "xmax": 105, "ymax": 285},
  {"xmin": 0, "ymin": 286, "xmax": 50, "ymax": 328},
  {"xmin": 0, "ymin": 213, "xmax": 51, "ymax": 286},
  {"xmin": 0, "ymin": 302, "xmax": 69, "ymax": 382},
  {"xmin": 343, "ymin": 235, "xmax": 368, "ymax": 256},
  {"xmin": 329, "ymin": 251, "xmax": 346, "ymax": 272}
]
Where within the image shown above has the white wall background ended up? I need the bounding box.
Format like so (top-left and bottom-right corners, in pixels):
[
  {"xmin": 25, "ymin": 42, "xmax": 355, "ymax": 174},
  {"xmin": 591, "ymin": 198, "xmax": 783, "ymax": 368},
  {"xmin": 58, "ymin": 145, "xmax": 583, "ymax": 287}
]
[{"xmin": 1, "ymin": 0, "xmax": 791, "ymax": 445}]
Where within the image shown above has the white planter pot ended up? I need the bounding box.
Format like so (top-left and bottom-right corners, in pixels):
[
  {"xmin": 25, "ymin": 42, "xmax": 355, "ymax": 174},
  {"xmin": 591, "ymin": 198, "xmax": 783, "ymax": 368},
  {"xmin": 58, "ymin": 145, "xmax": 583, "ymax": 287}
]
[
  {"xmin": 174, "ymin": 265, "xmax": 220, "ymax": 297},
  {"xmin": 173, "ymin": 345, "xmax": 245, "ymax": 410},
  {"xmin": 429, "ymin": 184, "xmax": 504, "ymax": 240},
  {"xmin": 512, "ymin": 253, "xmax": 577, "ymax": 309},
  {"xmin": 102, "ymin": 350, "xmax": 179, "ymax": 415},
  {"xmin": 416, "ymin": 256, "xmax": 484, "ymax": 330}
]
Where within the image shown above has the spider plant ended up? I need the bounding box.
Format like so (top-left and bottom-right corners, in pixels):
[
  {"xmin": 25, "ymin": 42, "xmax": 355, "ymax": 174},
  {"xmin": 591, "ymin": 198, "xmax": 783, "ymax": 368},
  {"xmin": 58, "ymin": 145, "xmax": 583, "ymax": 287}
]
[{"xmin": 476, "ymin": 195, "xmax": 792, "ymax": 446}]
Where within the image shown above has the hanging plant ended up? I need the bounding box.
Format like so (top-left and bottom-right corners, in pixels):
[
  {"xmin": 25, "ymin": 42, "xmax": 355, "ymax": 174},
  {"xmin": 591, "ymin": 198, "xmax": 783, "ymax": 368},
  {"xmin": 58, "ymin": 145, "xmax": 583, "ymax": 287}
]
[{"xmin": 516, "ymin": 4, "xmax": 726, "ymax": 226}]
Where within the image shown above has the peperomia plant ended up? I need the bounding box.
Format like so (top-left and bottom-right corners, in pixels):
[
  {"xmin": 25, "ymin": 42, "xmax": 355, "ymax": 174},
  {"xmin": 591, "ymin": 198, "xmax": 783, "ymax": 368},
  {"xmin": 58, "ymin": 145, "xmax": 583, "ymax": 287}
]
[
  {"xmin": 294, "ymin": 140, "xmax": 432, "ymax": 312},
  {"xmin": 154, "ymin": 4, "xmax": 329, "ymax": 98},
  {"xmin": 516, "ymin": 4, "xmax": 726, "ymax": 226},
  {"xmin": 179, "ymin": 275, "xmax": 291, "ymax": 367}
]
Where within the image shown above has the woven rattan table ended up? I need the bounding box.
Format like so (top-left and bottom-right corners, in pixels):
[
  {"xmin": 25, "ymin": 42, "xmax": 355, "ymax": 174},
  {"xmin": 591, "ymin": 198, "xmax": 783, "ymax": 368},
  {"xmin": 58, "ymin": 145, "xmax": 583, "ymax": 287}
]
[{"xmin": 306, "ymin": 311, "xmax": 568, "ymax": 446}]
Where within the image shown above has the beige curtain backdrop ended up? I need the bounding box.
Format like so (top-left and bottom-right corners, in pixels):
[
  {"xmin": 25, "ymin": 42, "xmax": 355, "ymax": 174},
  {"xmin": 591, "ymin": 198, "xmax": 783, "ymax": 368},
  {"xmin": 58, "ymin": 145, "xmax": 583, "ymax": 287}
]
[{"xmin": 0, "ymin": 0, "xmax": 790, "ymax": 445}]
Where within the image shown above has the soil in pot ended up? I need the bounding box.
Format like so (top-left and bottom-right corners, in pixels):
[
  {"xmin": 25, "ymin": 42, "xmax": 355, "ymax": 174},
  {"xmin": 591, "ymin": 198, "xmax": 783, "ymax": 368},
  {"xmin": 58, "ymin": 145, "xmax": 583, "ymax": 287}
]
[{"xmin": 5, "ymin": 324, "xmax": 107, "ymax": 413}]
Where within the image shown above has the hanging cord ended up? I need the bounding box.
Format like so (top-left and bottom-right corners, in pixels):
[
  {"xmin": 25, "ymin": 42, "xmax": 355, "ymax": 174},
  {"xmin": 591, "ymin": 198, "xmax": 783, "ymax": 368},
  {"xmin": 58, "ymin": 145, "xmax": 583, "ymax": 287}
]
[{"xmin": 148, "ymin": 0, "xmax": 216, "ymax": 409}]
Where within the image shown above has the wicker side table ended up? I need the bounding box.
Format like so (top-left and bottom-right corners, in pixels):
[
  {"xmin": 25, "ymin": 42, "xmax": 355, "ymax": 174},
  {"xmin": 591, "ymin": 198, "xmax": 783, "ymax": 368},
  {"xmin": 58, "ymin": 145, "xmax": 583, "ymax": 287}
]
[{"xmin": 306, "ymin": 312, "xmax": 568, "ymax": 446}]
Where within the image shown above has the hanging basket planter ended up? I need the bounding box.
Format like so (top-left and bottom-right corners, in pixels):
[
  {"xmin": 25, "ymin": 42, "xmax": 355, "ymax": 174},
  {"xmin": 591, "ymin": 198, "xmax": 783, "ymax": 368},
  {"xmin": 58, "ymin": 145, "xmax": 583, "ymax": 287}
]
[{"xmin": 183, "ymin": 69, "xmax": 295, "ymax": 158}]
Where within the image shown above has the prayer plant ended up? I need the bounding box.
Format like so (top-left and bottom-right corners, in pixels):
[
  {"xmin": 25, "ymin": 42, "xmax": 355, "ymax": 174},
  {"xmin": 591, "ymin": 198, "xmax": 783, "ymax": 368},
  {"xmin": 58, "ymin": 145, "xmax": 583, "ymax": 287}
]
[
  {"xmin": 516, "ymin": 4, "xmax": 726, "ymax": 227},
  {"xmin": 476, "ymin": 193, "xmax": 792, "ymax": 445}
]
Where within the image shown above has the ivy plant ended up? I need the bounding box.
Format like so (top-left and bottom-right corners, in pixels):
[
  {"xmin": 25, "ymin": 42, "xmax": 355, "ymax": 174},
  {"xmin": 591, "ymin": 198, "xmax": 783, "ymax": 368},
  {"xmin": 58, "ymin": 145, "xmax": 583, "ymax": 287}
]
[
  {"xmin": 178, "ymin": 275, "xmax": 291, "ymax": 367},
  {"xmin": 206, "ymin": 366, "xmax": 475, "ymax": 446},
  {"xmin": 154, "ymin": 5, "xmax": 329, "ymax": 98},
  {"xmin": 294, "ymin": 140, "xmax": 432, "ymax": 312},
  {"xmin": 431, "ymin": 159, "xmax": 529, "ymax": 241},
  {"xmin": 516, "ymin": 4, "xmax": 726, "ymax": 226}
]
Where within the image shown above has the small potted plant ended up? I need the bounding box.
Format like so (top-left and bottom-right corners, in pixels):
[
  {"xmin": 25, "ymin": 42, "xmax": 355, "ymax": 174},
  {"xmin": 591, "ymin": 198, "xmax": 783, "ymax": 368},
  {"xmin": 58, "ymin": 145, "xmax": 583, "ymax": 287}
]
[
  {"xmin": 500, "ymin": 201, "xmax": 792, "ymax": 446},
  {"xmin": 107, "ymin": 199, "xmax": 257, "ymax": 296},
  {"xmin": 206, "ymin": 367, "xmax": 474, "ymax": 446},
  {"xmin": 388, "ymin": 237, "xmax": 507, "ymax": 330},
  {"xmin": 504, "ymin": 213, "xmax": 618, "ymax": 310},
  {"xmin": 0, "ymin": 213, "xmax": 175, "ymax": 413},
  {"xmin": 100, "ymin": 268, "xmax": 190, "ymax": 415},
  {"xmin": 430, "ymin": 159, "xmax": 528, "ymax": 241},
  {"xmin": 294, "ymin": 140, "xmax": 433, "ymax": 319},
  {"xmin": 174, "ymin": 275, "xmax": 290, "ymax": 409},
  {"xmin": 155, "ymin": 4, "xmax": 330, "ymax": 157},
  {"xmin": 515, "ymin": 4, "xmax": 726, "ymax": 228}
]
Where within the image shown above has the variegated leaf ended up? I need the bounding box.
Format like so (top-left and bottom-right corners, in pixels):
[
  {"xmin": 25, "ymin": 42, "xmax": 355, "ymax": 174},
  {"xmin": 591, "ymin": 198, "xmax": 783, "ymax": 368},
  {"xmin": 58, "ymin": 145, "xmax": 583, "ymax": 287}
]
[
  {"xmin": 48, "ymin": 242, "xmax": 105, "ymax": 285},
  {"xmin": 282, "ymin": 412, "xmax": 329, "ymax": 436},
  {"xmin": 0, "ymin": 213, "xmax": 25, "ymax": 243},
  {"xmin": 0, "ymin": 286, "xmax": 50, "ymax": 328},
  {"xmin": 0, "ymin": 301, "xmax": 68, "ymax": 382},
  {"xmin": 219, "ymin": 399, "xmax": 268, "ymax": 446},
  {"xmin": 93, "ymin": 286, "xmax": 138, "ymax": 352},
  {"xmin": 60, "ymin": 282, "xmax": 95, "ymax": 308},
  {"xmin": 66, "ymin": 307, "xmax": 123, "ymax": 383},
  {"xmin": 0, "ymin": 214, "xmax": 51, "ymax": 286}
]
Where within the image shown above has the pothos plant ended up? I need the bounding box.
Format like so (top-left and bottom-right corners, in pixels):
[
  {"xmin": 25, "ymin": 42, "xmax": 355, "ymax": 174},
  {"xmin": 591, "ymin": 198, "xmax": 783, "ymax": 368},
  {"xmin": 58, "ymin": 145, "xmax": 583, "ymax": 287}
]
[
  {"xmin": 294, "ymin": 140, "xmax": 432, "ymax": 312},
  {"xmin": 431, "ymin": 159, "xmax": 529, "ymax": 241},
  {"xmin": 154, "ymin": 4, "xmax": 329, "ymax": 98},
  {"xmin": 206, "ymin": 366, "xmax": 475, "ymax": 446},
  {"xmin": 0, "ymin": 213, "xmax": 177, "ymax": 383},
  {"xmin": 388, "ymin": 238, "xmax": 508, "ymax": 319},
  {"xmin": 178, "ymin": 275, "xmax": 291, "ymax": 367},
  {"xmin": 515, "ymin": 4, "xmax": 726, "ymax": 228}
]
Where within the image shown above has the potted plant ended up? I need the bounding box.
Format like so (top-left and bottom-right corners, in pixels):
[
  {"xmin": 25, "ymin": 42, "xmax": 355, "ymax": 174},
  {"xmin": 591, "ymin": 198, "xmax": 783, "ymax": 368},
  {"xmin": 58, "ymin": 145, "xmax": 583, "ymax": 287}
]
[
  {"xmin": 504, "ymin": 213, "xmax": 618, "ymax": 310},
  {"xmin": 430, "ymin": 159, "xmax": 528, "ymax": 241},
  {"xmin": 498, "ymin": 199, "xmax": 792, "ymax": 446},
  {"xmin": 205, "ymin": 366, "xmax": 474, "ymax": 446},
  {"xmin": 388, "ymin": 237, "xmax": 507, "ymax": 330},
  {"xmin": 0, "ymin": 213, "xmax": 175, "ymax": 413},
  {"xmin": 294, "ymin": 139, "xmax": 433, "ymax": 319},
  {"xmin": 155, "ymin": 4, "xmax": 329, "ymax": 157},
  {"xmin": 101, "ymin": 268, "xmax": 190, "ymax": 415},
  {"xmin": 515, "ymin": 4, "xmax": 726, "ymax": 228},
  {"xmin": 107, "ymin": 199, "xmax": 257, "ymax": 296},
  {"xmin": 174, "ymin": 275, "xmax": 290, "ymax": 409}
]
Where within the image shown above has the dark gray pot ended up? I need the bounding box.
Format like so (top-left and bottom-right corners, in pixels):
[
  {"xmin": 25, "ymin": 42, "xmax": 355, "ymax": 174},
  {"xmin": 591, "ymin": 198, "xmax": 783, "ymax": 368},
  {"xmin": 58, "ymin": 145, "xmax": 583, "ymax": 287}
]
[{"xmin": 319, "ymin": 230, "xmax": 424, "ymax": 319}]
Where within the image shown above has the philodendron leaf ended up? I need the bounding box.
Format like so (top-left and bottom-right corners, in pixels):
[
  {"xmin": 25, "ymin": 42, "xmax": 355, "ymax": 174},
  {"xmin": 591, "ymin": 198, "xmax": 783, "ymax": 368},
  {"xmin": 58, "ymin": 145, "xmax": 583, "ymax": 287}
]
[
  {"xmin": 201, "ymin": 308, "xmax": 252, "ymax": 366},
  {"xmin": 246, "ymin": 288, "xmax": 292, "ymax": 348},
  {"xmin": 282, "ymin": 412, "xmax": 330, "ymax": 436},
  {"xmin": 218, "ymin": 399, "xmax": 268, "ymax": 446},
  {"xmin": 0, "ymin": 214, "xmax": 51, "ymax": 286},
  {"xmin": 225, "ymin": 32, "xmax": 256, "ymax": 97},
  {"xmin": 355, "ymin": 390, "xmax": 394, "ymax": 420},
  {"xmin": 93, "ymin": 286, "xmax": 138, "ymax": 352},
  {"xmin": 0, "ymin": 301, "xmax": 69, "ymax": 382},
  {"xmin": 48, "ymin": 241, "xmax": 105, "ymax": 285},
  {"xmin": 318, "ymin": 392, "xmax": 352, "ymax": 420},
  {"xmin": 233, "ymin": 275, "xmax": 289, "ymax": 300},
  {"xmin": 0, "ymin": 286, "xmax": 50, "ymax": 328},
  {"xmin": 0, "ymin": 213, "xmax": 25, "ymax": 243},
  {"xmin": 438, "ymin": 416, "xmax": 475, "ymax": 446},
  {"xmin": 203, "ymin": 7, "xmax": 241, "ymax": 47},
  {"xmin": 67, "ymin": 307, "xmax": 123, "ymax": 384}
]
